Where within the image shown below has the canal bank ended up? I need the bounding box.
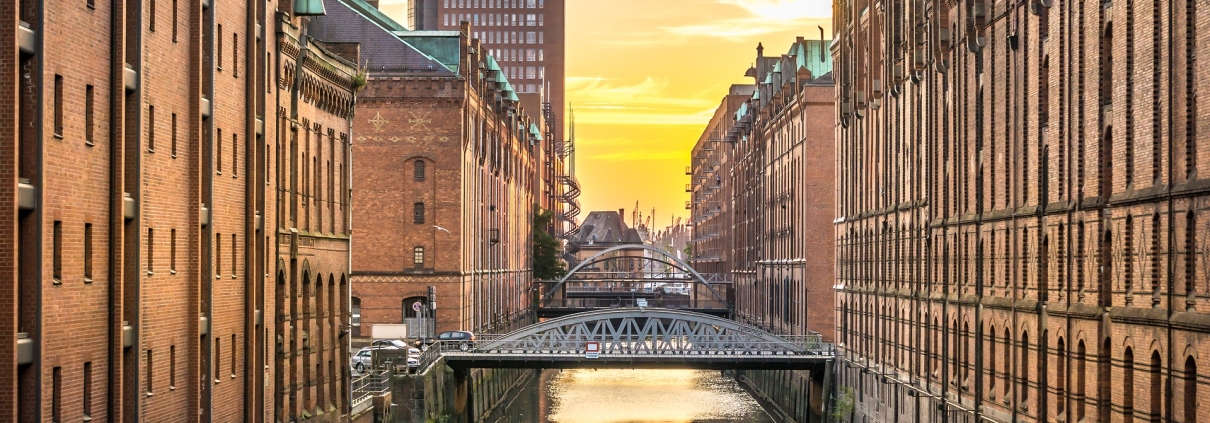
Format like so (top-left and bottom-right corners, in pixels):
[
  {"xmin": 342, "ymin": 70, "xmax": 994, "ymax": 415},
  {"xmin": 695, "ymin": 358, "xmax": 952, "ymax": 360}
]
[
  {"xmin": 735, "ymin": 368, "xmax": 833, "ymax": 423},
  {"xmin": 385, "ymin": 359, "xmax": 536, "ymax": 423}
]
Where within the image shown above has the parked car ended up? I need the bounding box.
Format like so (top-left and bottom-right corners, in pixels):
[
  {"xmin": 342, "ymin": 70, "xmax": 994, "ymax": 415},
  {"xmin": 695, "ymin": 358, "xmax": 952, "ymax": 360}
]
[
  {"xmin": 406, "ymin": 356, "xmax": 420, "ymax": 369},
  {"xmin": 351, "ymin": 348, "xmax": 374, "ymax": 373},
  {"xmin": 351, "ymin": 340, "xmax": 408, "ymax": 373},
  {"xmin": 437, "ymin": 330, "xmax": 476, "ymax": 351}
]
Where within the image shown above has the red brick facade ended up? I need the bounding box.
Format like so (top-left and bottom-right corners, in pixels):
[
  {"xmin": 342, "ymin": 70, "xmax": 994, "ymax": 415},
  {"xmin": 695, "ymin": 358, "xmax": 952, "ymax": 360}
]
[
  {"xmin": 1, "ymin": 1, "xmax": 356, "ymax": 421},
  {"xmin": 689, "ymin": 39, "xmax": 837, "ymax": 340},
  {"xmin": 312, "ymin": 4, "xmax": 539, "ymax": 337},
  {"xmin": 832, "ymin": 0, "xmax": 1208, "ymax": 421}
]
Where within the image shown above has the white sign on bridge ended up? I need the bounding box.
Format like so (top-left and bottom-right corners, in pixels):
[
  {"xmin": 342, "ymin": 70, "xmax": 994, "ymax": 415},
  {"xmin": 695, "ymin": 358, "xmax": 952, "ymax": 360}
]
[{"xmin": 585, "ymin": 342, "xmax": 600, "ymax": 359}]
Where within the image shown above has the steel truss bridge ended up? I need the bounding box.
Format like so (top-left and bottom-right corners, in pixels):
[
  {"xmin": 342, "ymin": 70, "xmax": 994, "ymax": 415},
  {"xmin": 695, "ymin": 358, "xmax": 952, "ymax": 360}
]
[
  {"xmin": 538, "ymin": 244, "xmax": 733, "ymax": 318},
  {"xmin": 421, "ymin": 308, "xmax": 835, "ymax": 370}
]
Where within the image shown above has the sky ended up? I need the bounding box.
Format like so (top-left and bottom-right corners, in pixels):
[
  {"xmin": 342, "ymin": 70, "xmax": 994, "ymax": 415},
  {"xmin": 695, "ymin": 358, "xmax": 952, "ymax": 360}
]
[
  {"xmin": 566, "ymin": 0, "xmax": 831, "ymax": 230},
  {"xmin": 381, "ymin": 0, "xmax": 832, "ymax": 230}
]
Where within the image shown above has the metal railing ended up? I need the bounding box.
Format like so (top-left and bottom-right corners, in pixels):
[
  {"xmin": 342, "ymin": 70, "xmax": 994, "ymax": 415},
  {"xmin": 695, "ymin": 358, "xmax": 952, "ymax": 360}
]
[
  {"xmin": 540, "ymin": 298, "xmax": 732, "ymax": 311},
  {"xmin": 350, "ymin": 368, "xmax": 392, "ymax": 408}
]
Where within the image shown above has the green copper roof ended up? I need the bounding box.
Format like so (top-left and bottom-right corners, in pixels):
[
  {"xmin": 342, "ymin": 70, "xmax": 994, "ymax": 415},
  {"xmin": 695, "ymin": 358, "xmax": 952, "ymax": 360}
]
[
  {"xmin": 507, "ymin": 90, "xmax": 519, "ymax": 102},
  {"xmin": 396, "ymin": 33, "xmax": 461, "ymax": 72},
  {"xmin": 295, "ymin": 0, "xmax": 327, "ymax": 16},
  {"xmin": 790, "ymin": 39, "xmax": 833, "ymax": 79},
  {"xmin": 529, "ymin": 123, "xmax": 542, "ymax": 141}
]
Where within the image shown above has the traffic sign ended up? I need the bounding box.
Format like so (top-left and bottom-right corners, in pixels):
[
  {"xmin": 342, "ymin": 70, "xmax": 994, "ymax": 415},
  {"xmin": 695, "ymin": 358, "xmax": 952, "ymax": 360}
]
[
  {"xmin": 412, "ymin": 301, "xmax": 423, "ymax": 312},
  {"xmin": 636, "ymin": 299, "xmax": 647, "ymax": 307},
  {"xmin": 585, "ymin": 342, "xmax": 600, "ymax": 359}
]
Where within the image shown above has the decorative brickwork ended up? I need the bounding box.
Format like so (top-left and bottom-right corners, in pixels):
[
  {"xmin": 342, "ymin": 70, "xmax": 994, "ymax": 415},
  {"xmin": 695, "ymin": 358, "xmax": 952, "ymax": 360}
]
[{"xmin": 832, "ymin": 0, "xmax": 1209, "ymax": 421}]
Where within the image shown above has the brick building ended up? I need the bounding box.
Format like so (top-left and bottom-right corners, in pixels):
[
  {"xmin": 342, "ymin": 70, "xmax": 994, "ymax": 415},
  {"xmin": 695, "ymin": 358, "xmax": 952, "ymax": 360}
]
[
  {"xmin": 313, "ymin": 0, "xmax": 539, "ymax": 336},
  {"xmin": 684, "ymin": 38, "xmax": 836, "ymax": 423},
  {"xmin": 408, "ymin": 0, "xmax": 574, "ymax": 245},
  {"xmin": 690, "ymin": 38, "xmax": 836, "ymax": 339},
  {"xmin": 2, "ymin": 0, "xmax": 357, "ymax": 422},
  {"xmin": 832, "ymin": 0, "xmax": 1207, "ymax": 421}
]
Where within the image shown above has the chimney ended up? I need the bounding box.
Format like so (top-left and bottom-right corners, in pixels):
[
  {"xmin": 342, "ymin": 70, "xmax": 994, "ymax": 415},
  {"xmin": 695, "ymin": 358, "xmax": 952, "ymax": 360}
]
[{"xmin": 618, "ymin": 209, "xmax": 625, "ymax": 225}]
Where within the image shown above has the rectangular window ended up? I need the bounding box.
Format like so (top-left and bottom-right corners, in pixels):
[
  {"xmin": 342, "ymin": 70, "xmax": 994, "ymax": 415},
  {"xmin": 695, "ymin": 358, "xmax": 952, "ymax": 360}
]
[
  {"xmin": 171, "ymin": 113, "xmax": 177, "ymax": 157},
  {"xmin": 54, "ymin": 75, "xmax": 63, "ymax": 137},
  {"xmin": 214, "ymin": 336, "xmax": 221, "ymax": 379},
  {"xmin": 413, "ymin": 203, "xmax": 425, "ymax": 224},
  {"xmin": 230, "ymin": 233, "xmax": 236, "ymax": 277},
  {"xmin": 84, "ymin": 223, "xmax": 93, "ymax": 282},
  {"xmin": 538, "ymin": 31, "xmax": 543, "ymax": 43},
  {"xmin": 172, "ymin": 0, "xmax": 178, "ymax": 41},
  {"xmin": 232, "ymin": 33, "xmax": 239, "ymax": 78},
  {"xmin": 538, "ymin": 13, "xmax": 543, "ymax": 26},
  {"xmin": 232, "ymin": 133, "xmax": 238, "ymax": 176},
  {"xmin": 526, "ymin": 31, "xmax": 535, "ymax": 43},
  {"xmin": 170, "ymin": 229, "xmax": 176, "ymax": 274},
  {"xmin": 444, "ymin": 13, "xmax": 449, "ymax": 26},
  {"xmin": 414, "ymin": 247, "xmax": 424, "ymax": 266},
  {"xmin": 53, "ymin": 221, "xmax": 62, "ymax": 282},
  {"xmin": 215, "ymin": 233, "xmax": 222, "ymax": 277},
  {"xmin": 147, "ymin": 228, "xmax": 154, "ymax": 274},
  {"xmin": 83, "ymin": 361, "xmax": 92, "ymax": 417},
  {"xmin": 217, "ymin": 24, "xmax": 223, "ymax": 70},
  {"xmin": 85, "ymin": 85, "xmax": 94, "ymax": 144},
  {"xmin": 148, "ymin": 105, "xmax": 155, "ymax": 152},
  {"xmin": 169, "ymin": 345, "xmax": 176, "ymax": 388},
  {"xmin": 146, "ymin": 349, "xmax": 154, "ymax": 393},
  {"xmin": 149, "ymin": 0, "xmax": 156, "ymax": 31},
  {"xmin": 526, "ymin": 14, "xmax": 535, "ymax": 26},
  {"xmin": 217, "ymin": 128, "xmax": 223, "ymax": 173},
  {"xmin": 53, "ymin": 366, "xmax": 62, "ymax": 422},
  {"xmin": 526, "ymin": 66, "xmax": 536, "ymax": 79},
  {"xmin": 230, "ymin": 334, "xmax": 236, "ymax": 377}
]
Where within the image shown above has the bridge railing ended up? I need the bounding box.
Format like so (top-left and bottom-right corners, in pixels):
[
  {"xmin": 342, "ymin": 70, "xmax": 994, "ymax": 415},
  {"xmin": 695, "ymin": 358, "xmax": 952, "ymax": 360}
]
[
  {"xmin": 426, "ymin": 333, "xmax": 835, "ymax": 357},
  {"xmin": 539, "ymin": 297, "xmax": 731, "ymax": 311}
]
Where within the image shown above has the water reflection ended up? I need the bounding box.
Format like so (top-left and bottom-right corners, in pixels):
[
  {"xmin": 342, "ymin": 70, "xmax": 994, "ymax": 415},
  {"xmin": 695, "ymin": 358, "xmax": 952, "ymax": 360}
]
[{"xmin": 488, "ymin": 369, "xmax": 773, "ymax": 423}]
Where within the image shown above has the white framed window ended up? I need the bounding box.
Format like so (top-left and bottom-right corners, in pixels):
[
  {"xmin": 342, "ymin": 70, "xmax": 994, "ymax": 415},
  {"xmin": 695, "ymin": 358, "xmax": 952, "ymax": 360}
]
[
  {"xmin": 526, "ymin": 83, "xmax": 535, "ymax": 92},
  {"xmin": 444, "ymin": 14, "xmax": 449, "ymax": 26},
  {"xmin": 526, "ymin": 48, "xmax": 535, "ymax": 61},
  {"xmin": 538, "ymin": 50, "xmax": 543, "ymax": 61},
  {"xmin": 526, "ymin": 66, "xmax": 536, "ymax": 79},
  {"xmin": 538, "ymin": 32, "xmax": 543, "ymax": 43},
  {"xmin": 538, "ymin": 14, "xmax": 543, "ymax": 26},
  {"xmin": 526, "ymin": 14, "xmax": 536, "ymax": 26},
  {"xmin": 539, "ymin": 66, "xmax": 544, "ymax": 79},
  {"xmin": 526, "ymin": 31, "xmax": 536, "ymax": 43}
]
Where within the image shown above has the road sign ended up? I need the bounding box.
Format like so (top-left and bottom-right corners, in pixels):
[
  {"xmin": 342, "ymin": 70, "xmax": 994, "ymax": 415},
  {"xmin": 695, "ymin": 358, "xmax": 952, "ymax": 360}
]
[
  {"xmin": 585, "ymin": 342, "xmax": 600, "ymax": 359},
  {"xmin": 412, "ymin": 301, "xmax": 423, "ymax": 312},
  {"xmin": 636, "ymin": 299, "xmax": 648, "ymax": 307}
]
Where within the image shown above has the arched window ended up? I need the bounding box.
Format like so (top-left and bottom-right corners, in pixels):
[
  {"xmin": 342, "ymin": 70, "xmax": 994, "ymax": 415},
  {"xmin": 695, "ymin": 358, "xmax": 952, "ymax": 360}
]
[
  {"xmin": 1124, "ymin": 347, "xmax": 1135, "ymax": 423},
  {"xmin": 413, "ymin": 202, "xmax": 425, "ymax": 224},
  {"xmin": 1150, "ymin": 351, "xmax": 1162, "ymax": 422},
  {"xmin": 990, "ymin": 326, "xmax": 997, "ymax": 396},
  {"xmin": 1185, "ymin": 356, "xmax": 1197, "ymax": 423},
  {"xmin": 1101, "ymin": 338, "xmax": 1113, "ymax": 420},
  {"xmin": 1077, "ymin": 340, "xmax": 1087, "ymax": 421},
  {"xmin": 1187, "ymin": 212, "xmax": 1198, "ymax": 296},
  {"xmin": 1057, "ymin": 337, "xmax": 1067, "ymax": 415},
  {"xmin": 414, "ymin": 160, "xmax": 426, "ymax": 181},
  {"xmin": 1022, "ymin": 330, "xmax": 1031, "ymax": 402}
]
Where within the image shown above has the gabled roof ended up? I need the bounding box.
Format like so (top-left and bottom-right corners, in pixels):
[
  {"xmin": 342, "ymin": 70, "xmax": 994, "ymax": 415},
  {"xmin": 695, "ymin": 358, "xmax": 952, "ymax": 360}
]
[{"xmin": 309, "ymin": 0, "xmax": 455, "ymax": 75}]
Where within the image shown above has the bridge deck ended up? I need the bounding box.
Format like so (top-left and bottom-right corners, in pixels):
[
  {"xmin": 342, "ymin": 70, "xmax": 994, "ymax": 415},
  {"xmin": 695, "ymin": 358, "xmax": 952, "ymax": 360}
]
[{"xmin": 440, "ymin": 351, "xmax": 833, "ymax": 370}]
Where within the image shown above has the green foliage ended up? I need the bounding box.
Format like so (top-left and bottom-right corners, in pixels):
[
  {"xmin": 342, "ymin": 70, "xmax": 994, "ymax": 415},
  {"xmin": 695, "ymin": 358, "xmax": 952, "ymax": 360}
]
[
  {"xmin": 832, "ymin": 385, "xmax": 855, "ymax": 422},
  {"xmin": 533, "ymin": 207, "xmax": 566, "ymax": 280}
]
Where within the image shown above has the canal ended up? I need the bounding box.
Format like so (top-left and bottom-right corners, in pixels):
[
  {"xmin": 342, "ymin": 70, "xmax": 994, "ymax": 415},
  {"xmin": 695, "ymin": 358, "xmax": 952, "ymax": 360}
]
[{"xmin": 485, "ymin": 369, "xmax": 775, "ymax": 422}]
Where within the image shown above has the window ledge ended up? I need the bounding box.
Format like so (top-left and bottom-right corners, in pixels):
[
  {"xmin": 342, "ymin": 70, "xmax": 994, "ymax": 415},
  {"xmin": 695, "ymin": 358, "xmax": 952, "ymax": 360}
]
[
  {"xmin": 84, "ymin": 278, "xmax": 93, "ymax": 284},
  {"xmin": 85, "ymin": 141, "xmax": 96, "ymax": 147},
  {"xmin": 53, "ymin": 278, "xmax": 62, "ymax": 285}
]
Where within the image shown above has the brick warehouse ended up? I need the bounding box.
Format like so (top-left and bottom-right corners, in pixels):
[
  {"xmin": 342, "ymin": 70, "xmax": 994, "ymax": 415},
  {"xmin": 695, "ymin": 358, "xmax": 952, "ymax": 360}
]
[
  {"xmin": 408, "ymin": 0, "xmax": 577, "ymax": 252},
  {"xmin": 311, "ymin": 0, "xmax": 540, "ymax": 336},
  {"xmin": 1, "ymin": 0, "xmax": 357, "ymax": 421},
  {"xmin": 832, "ymin": 0, "xmax": 1208, "ymax": 420},
  {"xmin": 687, "ymin": 38, "xmax": 836, "ymax": 422}
]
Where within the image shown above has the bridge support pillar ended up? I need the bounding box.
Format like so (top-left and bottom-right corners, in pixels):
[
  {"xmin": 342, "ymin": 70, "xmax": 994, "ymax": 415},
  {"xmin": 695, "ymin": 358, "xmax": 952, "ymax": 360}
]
[{"xmin": 451, "ymin": 368, "xmax": 474, "ymax": 423}]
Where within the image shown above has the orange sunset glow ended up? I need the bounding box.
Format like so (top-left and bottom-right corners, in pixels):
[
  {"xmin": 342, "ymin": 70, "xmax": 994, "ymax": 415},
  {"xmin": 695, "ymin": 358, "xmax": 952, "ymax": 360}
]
[
  {"xmin": 565, "ymin": 0, "xmax": 831, "ymax": 228},
  {"xmin": 379, "ymin": 0, "xmax": 833, "ymax": 228}
]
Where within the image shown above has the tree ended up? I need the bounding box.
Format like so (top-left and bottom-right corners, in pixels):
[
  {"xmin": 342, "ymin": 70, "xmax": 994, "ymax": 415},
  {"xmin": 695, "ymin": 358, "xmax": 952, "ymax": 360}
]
[{"xmin": 533, "ymin": 207, "xmax": 567, "ymax": 280}]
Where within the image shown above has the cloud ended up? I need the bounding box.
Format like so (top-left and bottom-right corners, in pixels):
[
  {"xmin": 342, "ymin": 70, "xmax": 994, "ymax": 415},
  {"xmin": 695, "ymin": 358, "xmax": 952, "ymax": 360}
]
[
  {"xmin": 567, "ymin": 77, "xmax": 718, "ymax": 125},
  {"xmin": 661, "ymin": 0, "xmax": 831, "ymax": 39},
  {"xmin": 719, "ymin": 0, "xmax": 832, "ymax": 20}
]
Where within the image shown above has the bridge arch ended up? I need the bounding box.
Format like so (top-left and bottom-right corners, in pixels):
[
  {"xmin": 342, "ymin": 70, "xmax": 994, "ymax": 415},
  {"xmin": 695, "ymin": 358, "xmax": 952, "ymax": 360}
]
[
  {"xmin": 545, "ymin": 244, "xmax": 728, "ymax": 305},
  {"xmin": 479, "ymin": 308, "xmax": 818, "ymax": 354}
]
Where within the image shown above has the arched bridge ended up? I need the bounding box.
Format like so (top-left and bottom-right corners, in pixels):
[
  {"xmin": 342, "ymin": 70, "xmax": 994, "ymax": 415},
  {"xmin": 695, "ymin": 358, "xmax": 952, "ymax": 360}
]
[
  {"xmin": 430, "ymin": 308, "xmax": 835, "ymax": 370},
  {"xmin": 537, "ymin": 244, "xmax": 733, "ymax": 318}
]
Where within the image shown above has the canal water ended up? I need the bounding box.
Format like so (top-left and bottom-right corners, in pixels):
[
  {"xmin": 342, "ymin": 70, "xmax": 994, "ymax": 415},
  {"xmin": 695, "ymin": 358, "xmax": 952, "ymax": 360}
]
[{"xmin": 486, "ymin": 369, "xmax": 774, "ymax": 422}]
